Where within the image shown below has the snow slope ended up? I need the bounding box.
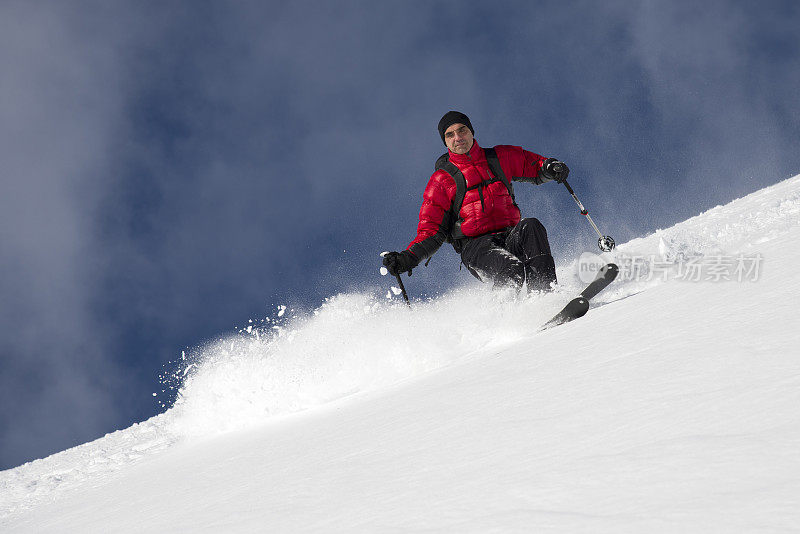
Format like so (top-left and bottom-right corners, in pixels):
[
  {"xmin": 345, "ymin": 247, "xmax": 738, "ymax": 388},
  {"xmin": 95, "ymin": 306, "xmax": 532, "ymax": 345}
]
[{"xmin": 2, "ymin": 175, "xmax": 800, "ymax": 532}]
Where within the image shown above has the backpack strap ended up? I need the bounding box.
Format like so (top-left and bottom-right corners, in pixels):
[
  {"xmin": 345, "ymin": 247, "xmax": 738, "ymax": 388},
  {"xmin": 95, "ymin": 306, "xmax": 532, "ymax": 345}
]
[
  {"xmin": 435, "ymin": 153, "xmax": 467, "ymax": 242},
  {"xmin": 484, "ymin": 147, "xmax": 518, "ymax": 208}
]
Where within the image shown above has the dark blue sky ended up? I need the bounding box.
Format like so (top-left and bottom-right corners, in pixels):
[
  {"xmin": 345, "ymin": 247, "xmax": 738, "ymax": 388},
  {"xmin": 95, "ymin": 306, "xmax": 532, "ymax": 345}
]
[{"xmin": 2, "ymin": 0, "xmax": 799, "ymax": 470}]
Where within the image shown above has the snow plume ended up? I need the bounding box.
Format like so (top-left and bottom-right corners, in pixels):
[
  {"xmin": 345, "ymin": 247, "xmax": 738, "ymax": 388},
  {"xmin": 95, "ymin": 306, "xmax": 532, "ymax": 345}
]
[{"xmin": 165, "ymin": 288, "xmax": 567, "ymax": 439}]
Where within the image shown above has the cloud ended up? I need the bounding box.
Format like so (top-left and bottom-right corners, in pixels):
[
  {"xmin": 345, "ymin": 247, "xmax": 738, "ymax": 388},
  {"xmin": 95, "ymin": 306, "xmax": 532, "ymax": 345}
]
[{"xmin": 0, "ymin": 3, "xmax": 135, "ymax": 467}]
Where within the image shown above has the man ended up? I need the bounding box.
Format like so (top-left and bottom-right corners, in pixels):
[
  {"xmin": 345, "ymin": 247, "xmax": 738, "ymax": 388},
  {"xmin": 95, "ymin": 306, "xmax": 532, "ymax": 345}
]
[{"xmin": 382, "ymin": 111, "xmax": 570, "ymax": 293}]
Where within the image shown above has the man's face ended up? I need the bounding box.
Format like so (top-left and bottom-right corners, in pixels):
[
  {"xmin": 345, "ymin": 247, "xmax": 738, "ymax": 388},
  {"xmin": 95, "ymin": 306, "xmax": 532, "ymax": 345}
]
[{"xmin": 444, "ymin": 123, "xmax": 474, "ymax": 155}]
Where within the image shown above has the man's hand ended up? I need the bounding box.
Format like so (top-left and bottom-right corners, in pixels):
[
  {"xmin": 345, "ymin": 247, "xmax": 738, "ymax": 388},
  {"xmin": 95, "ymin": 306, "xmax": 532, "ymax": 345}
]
[
  {"xmin": 541, "ymin": 158, "xmax": 570, "ymax": 183},
  {"xmin": 382, "ymin": 250, "xmax": 418, "ymax": 276}
]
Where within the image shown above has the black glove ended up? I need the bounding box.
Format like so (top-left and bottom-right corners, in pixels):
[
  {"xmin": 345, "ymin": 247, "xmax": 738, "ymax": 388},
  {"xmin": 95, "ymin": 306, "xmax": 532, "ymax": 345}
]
[
  {"xmin": 382, "ymin": 250, "xmax": 418, "ymax": 276},
  {"xmin": 541, "ymin": 158, "xmax": 570, "ymax": 183}
]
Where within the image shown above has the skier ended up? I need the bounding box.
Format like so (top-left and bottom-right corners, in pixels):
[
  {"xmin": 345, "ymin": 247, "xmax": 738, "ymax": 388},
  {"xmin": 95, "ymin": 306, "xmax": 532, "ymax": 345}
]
[{"xmin": 382, "ymin": 111, "xmax": 570, "ymax": 293}]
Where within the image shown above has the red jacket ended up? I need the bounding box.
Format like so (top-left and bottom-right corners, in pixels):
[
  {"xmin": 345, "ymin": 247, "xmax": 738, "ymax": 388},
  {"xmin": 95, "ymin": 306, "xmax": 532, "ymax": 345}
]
[{"xmin": 407, "ymin": 140, "xmax": 549, "ymax": 261}]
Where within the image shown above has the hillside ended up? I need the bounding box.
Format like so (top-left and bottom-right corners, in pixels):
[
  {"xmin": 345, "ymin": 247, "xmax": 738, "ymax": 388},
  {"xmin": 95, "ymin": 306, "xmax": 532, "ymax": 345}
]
[{"xmin": 2, "ymin": 175, "xmax": 800, "ymax": 532}]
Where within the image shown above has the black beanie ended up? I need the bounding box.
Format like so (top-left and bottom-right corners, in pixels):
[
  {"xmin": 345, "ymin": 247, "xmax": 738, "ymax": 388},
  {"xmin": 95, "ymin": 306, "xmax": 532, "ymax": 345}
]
[{"xmin": 438, "ymin": 111, "xmax": 474, "ymax": 145}]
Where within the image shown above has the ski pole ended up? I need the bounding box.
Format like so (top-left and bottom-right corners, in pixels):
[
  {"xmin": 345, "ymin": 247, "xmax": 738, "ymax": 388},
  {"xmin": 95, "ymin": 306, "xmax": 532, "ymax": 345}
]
[
  {"xmin": 394, "ymin": 273, "xmax": 411, "ymax": 307},
  {"xmin": 560, "ymin": 177, "xmax": 615, "ymax": 252}
]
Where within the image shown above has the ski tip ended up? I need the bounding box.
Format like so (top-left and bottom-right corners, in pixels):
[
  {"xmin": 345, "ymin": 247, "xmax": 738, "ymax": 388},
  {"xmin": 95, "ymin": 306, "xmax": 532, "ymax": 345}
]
[{"xmin": 601, "ymin": 263, "xmax": 619, "ymax": 279}]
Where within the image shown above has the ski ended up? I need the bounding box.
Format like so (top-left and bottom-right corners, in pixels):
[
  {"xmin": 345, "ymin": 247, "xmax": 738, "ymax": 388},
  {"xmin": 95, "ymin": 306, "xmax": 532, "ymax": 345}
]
[
  {"xmin": 538, "ymin": 263, "xmax": 619, "ymax": 331},
  {"xmin": 539, "ymin": 296, "xmax": 590, "ymax": 330}
]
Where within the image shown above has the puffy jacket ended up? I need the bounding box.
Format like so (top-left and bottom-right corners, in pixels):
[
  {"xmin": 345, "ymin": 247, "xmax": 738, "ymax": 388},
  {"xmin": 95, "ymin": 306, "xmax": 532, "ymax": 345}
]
[{"xmin": 408, "ymin": 140, "xmax": 550, "ymax": 261}]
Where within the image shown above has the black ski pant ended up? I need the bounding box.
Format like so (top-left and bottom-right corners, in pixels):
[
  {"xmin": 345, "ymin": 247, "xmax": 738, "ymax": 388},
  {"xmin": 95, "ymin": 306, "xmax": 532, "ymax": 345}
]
[{"xmin": 459, "ymin": 218, "xmax": 557, "ymax": 292}]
